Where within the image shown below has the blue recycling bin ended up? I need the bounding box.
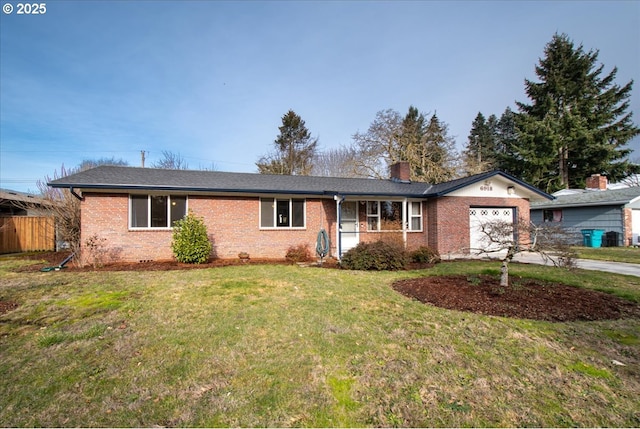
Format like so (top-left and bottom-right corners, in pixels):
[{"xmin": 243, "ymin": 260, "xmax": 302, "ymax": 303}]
[{"xmin": 581, "ymin": 229, "xmax": 605, "ymax": 248}]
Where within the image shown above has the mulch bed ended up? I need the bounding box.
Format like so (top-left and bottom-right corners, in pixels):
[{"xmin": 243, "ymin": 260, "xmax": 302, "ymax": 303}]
[
  {"xmin": 393, "ymin": 274, "xmax": 640, "ymax": 322},
  {"xmin": 10, "ymin": 251, "xmax": 341, "ymax": 272}
]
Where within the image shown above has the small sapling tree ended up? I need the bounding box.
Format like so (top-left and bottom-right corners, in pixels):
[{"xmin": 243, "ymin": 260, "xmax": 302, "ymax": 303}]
[{"xmin": 475, "ymin": 217, "xmax": 576, "ymax": 288}]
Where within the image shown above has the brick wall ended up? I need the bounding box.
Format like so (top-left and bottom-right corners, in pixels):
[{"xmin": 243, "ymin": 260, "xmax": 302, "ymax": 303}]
[
  {"xmin": 623, "ymin": 207, "xmax": 632, "ymax": 246},
  {"xmin": 80, "ymin": 192, "xmax": 531, "ymax": 263},
  {"xmin": 426, "ymin": 196, "xmax": 531, "ymax": 255},
  {"xmin": 80, "ymin": 193, "xmax": 339, "ymax": 263}
]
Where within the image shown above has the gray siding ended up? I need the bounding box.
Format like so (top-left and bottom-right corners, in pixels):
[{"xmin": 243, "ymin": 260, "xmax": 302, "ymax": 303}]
[{"xmin": 531, "ymin": 205, "xmax": 624, "ymax": 246}]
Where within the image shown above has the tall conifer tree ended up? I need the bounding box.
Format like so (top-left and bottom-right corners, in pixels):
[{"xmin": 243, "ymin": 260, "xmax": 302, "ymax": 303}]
[
  {"xmin": 515, "ymin": 33, "xmax": 639, "ymax": 192},
  {"xmin": 256, "ymin": 110, "xmax": 318, "ymax": 175}
]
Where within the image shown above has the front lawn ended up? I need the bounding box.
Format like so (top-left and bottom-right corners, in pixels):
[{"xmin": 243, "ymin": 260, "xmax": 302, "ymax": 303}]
[
  {"xmin": 1, "ymin": 258, "xmax": 639, "ymax": 427},
  {"xmin": 575, "ymin": 246, "xmax": 640, "ymax": 264}
]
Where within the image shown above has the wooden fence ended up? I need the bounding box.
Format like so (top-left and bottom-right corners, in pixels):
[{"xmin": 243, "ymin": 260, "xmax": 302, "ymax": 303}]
[{"xmin": 0, "ymin": 216, "xmax": 55, "ymax": 254}]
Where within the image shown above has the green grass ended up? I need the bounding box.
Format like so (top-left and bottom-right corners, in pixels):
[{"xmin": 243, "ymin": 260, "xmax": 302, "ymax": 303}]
[
  {"xmin": 1, "ymin": 258, "xmax": 639, "ymax": 427},
  {"xmin": 574, "ymin": 246, "xmax": 640, "ymax": 264}
]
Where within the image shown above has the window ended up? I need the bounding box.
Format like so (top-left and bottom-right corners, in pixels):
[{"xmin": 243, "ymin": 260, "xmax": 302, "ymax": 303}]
[
  {"xmin": 543, "ymin": 209, "xmax": 563, "ymax": 222},
  {"xmin": 366, "ymin": 201, "xmax": 379, "ymax": 230},
  {"xmin": 130, "ymin": 195, "xmax": 187, "ymax": 228},
  {"xmin": 409, "ymin": 201, "xmax": 422, "ymax": 231},
  {"xmin": 366, "ymin": 200, "xmax": 422, "ymax": 231},
  {"xmin": 260, "ymin": 198, "xmax": 305, "ymax": 228}
]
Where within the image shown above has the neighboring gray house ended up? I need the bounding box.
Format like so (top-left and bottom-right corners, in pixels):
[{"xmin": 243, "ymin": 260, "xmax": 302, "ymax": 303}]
[{"xmin": 530, "ymin": 175, "xmax": 640, "ymax": 247}]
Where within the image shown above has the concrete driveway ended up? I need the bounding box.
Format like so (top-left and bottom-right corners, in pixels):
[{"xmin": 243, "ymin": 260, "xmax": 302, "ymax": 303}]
[{"xmin": 446, "ymin": 251, "xmax": 640, "ymax": 278}]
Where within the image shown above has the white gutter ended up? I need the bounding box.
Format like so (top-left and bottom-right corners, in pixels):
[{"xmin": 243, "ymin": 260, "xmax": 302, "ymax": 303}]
[
  {"xmin": 334, "ymin": 194, "xmax": 345, "ymax": 259},
  {"xmin": 402, "ymin": 198, "xmax": 408, "ymax": 249}
]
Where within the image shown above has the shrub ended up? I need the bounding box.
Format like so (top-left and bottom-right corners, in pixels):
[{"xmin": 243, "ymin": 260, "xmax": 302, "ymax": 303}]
[
  {"xmin": 286, "ymin": 244, "xmax": 312, "ymax": 263},
  {"xmin": 171, "ymin": 211, "xmax": 212, "ymax": 264},
  {"xmin": 83, "ymin": 234, "xmax": 108, "ymax": 268},
  {"xmin": 340, "ymin": 240, "xmax": 408, "ymax": 271},
  {"xmin": 410, "ymin": 246, "xmax": 441, "ymax": 264}
]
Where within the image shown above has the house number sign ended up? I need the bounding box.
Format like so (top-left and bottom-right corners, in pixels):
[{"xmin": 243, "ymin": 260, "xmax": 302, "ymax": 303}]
[{"xmin": 479, "ymin": 180, "xmax": 493, "ymax": 192}]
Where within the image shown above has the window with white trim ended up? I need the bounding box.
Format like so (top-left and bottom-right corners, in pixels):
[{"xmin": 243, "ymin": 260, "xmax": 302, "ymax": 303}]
[
  {"xmin": 130, "ymin": 195, "xmax": 187, "ymax": 228},
  {"xmin": 260, "ymin": 198, "xmax": 305, "ymax": 228},
  {"xmin": 366, "ymin": 200, "xmax": 422, "ymax": 231},
  {"xmin": 409, "ymin": 201, "xmax": 422, "ymax": 231}
]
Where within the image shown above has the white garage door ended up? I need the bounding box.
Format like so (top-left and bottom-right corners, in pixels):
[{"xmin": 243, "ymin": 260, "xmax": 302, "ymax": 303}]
[{"xmin": 469, "ymin": 207, "xmax": 514, "ymax": 252}]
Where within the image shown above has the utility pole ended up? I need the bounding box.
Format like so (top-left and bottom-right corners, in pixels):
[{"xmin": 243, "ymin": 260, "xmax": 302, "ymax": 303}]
[{"xmin": 140, "ymin": 150, "xmax": 146, "ymax": 168}]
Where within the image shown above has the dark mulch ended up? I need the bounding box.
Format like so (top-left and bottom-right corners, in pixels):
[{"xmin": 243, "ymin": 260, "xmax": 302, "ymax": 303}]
[{"xmin": 393, "ymin": 274, "xmax": 640, "ymax": 322}]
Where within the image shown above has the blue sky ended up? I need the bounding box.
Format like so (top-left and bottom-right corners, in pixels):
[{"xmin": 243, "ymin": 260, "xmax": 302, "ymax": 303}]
[{"xmin": 1, "ymin": 0, "xmax": 639, "ymax": 193}]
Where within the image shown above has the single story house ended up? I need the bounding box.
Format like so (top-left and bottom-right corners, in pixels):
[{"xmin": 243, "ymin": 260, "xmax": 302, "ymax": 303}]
[
  {"xmin": 530, "ymin": 174, "xmax": 640, "ymax": 246},
  {"xmin": 0, "ymin": 189, "xmax": 55, "ymax": 254},
  {"xmin": 0, "ymin": 189, "xmax": 50, "ymax": 216},
  {"xmin": 48, "ymin": 163, "xmax": 552, "ymax": 263}
]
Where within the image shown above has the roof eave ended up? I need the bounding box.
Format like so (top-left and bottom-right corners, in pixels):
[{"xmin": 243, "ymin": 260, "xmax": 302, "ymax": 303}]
[
  {"xmin": 49, "ymin": 183, "xmax": 427, "ymax": 199},
  {"xmin": 531, "ymin": 200, "xmax": 631, "ymax": 209},
  {"xmin": 427, "ymin": 171, "xmax": 554, "ymax": 200}
]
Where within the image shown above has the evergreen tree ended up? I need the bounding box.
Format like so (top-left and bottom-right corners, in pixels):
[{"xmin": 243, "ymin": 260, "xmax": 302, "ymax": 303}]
[
  {"xmin": 494, "ymin": 107, "xmax": 525, "ymax": 177},
  {"xmin": 256, "ymin": 110, "xmax": 318, "ymax": 175},
  {"xmin": 462, "ymin": 112, "xmax": 499, "ymax": 174},
  {"xmin": 515, "ymin": 33, "xmax": 639, "ymax": 192},
  {"xmin": 419, "ymin": 113, "xmax": 458, "ymax": 183}
]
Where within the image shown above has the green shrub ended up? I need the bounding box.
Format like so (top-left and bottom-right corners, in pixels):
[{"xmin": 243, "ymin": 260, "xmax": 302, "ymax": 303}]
[
  {"xmin": 286, "ymin": 244, "xmax": 312, "ymax": 263},
  {"xmin": 410, "ymin": 246, "xmax": 441, "ymax": 264},
  {"xmin": 340, "ymin": 240, "xmax": 408, "ymax": 271},
  {"xmin": 171, "ymin": 211, "xmax": 212, "ymax": 264}
]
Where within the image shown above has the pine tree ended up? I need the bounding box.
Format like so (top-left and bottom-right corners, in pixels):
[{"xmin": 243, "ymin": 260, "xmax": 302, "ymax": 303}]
[
  {"xmin": 494, "ymin": 107, "xmax": 525, "ymax": 177},
  {"xmin": 515, "ymin": 33, "xmax": 639, "ymax": 192},
  {"xmin": 418, "ymin": 114, "xmax": 458, "ymax": 183},
  {"xmin": 256, "ymin": 110, "xmax": 318, "ymax": 175},
  {"xmin": 463, "ymin": 112, "xmax": 499, "ymax": 174}
]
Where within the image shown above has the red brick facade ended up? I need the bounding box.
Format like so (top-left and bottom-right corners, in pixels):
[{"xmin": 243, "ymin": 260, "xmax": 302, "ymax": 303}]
[
  {"xmin": 79, "ymin": 192, "xmax": 531, "ymax": 264},
  {"xmin": 623, "ymin": 207, "xmax": 633, "ymax": 246},
  {"xmin": 426, "ymin": 196, "xmax": 531, "ymax": 255}
]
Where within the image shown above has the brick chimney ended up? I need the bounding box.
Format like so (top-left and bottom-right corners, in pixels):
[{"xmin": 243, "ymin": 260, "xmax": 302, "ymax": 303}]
[
  {"xmin": 390, "ymin": 161, "xmax": 411, "ymax": 183},
  {"xmin": 586, "ymin": 174, "xmax": 607, "ymax": 190}
]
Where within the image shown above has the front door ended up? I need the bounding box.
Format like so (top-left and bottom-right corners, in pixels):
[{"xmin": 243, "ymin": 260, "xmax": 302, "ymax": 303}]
[{"xmin": 340, "ymin": 201, "xmax": 359, "ymax": 255}]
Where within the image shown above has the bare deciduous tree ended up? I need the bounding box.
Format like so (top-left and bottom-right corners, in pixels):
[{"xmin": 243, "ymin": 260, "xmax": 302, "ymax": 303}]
[
  {"xmin": 350, "ymin": 108, "xmax": 460, "ymax": 182},
  {"xmin": 351, "ymin": 109, "xmax": 403, "ymax": 179},
  {"xmin": 152, "ymin": 151, "xmax": 190, "ymax": 170},
  {"xmin": 475, "ymin": 217, "xmax": 577, "ymax": 288},
  {"xmin": 311, "ymin": 146, "xmax": 361, "ymax": 178}
]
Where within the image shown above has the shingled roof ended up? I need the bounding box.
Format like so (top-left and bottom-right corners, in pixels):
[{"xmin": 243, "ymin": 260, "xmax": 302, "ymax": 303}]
[
  {"xmin": 48, "ymin": 166, "xmax": 552, "ymax": 200},
  {"xmin": 531, "ymin": 187, "xmax": 640, "ymax": 209}
]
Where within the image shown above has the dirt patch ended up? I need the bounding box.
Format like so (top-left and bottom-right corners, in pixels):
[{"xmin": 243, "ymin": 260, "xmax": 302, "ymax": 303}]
[
  {"xmin": 0, "ymin": 300, "xmax": 19, "ymax": 315},
  {"xmin": 393, "ymin": 274, "xmax": 640, "ymax": 322}
]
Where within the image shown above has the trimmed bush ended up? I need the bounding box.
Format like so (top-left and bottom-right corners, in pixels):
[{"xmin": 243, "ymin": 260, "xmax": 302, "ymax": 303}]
[
  {"xmin": 410, "ymin": 246, "xmax": 441, "ymax": 264},
  {"xmin": 340, "ymin": 240, "xmax": 408, "ymax": 271},
  {"xmin": 171, "ymin": 211, "xmax": 212, "ymax": 264},
  {"xmin": 286, "ymin": 244, "xmax": 312, "ymax": 263}
]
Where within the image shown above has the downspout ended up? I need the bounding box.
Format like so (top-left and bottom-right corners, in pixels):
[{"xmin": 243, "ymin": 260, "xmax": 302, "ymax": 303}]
[
  {"xmin": 70, "ymin": 187, "xmax": 84, "ymax": 201},
  {"xmin": 334, "ymin": 194, "xmax": 345, "ymax": 259},
  {"xmin": 403, "ymin": 198, "xmax": 408, "ymax": 249}
]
